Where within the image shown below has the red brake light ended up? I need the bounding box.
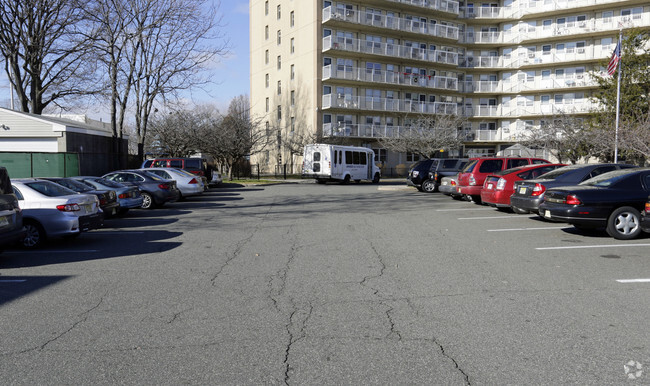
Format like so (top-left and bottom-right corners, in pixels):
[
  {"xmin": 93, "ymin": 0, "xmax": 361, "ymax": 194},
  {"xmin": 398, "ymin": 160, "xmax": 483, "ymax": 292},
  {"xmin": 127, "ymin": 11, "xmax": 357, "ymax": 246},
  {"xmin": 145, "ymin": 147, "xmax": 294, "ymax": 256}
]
[
  {"xmin": 188, "ymin": 178, "xmax": 198, "ymax": 184},
  {"xmin": 450, "ymin": 180, "xmax": 456, "ymax": 186},
  {"xmin": 118, "ymin": 193, "xmax": 127, "ymax": 199},
  {"xmin": 100, "ymin": 198, "xmax": 107, "ymax": 205},
  {"xmin": 56, "ymin": 203, "xmax": 81, "ymax": 212},
  {"xmin": 565, "ymin": 194, "xmax": 582, "ymax": 205},
  {"xmin": 644, "ymin": 202, "xmax": 650, "ymax": 214},
  {"xmin": 158, "ymin": 183, "xmax": 170, "ymax": 190},
  {"xmin": 531, "ymin": 183, "xmax": 545, "ymax": 196}
]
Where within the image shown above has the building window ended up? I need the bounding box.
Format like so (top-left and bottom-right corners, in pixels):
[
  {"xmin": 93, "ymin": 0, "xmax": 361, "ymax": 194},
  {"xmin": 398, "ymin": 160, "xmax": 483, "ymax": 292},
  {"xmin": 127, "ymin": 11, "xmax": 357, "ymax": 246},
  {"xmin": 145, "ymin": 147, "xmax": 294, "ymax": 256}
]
[
  {"xmin": 266, "ymin": 97, "xmax": 269, "ymax": 112},
  {"xmin": 277, "ymin": 80, "xmax": 281, "ymax": 95},
  {"xmin": 291, "ymin": 38, "xmax": 295, "ymax": 53},
  {"xmin": 265, "ymin": 50, "xmax": 269, "ymax": 64},
  {"xmin": 290, "ymin": 11, "xmax": 295, "ymax": 27},
  {"xmin": 290, "ymin": 64, "xmax": 295, "ymax": 80},
  {"xmin": 277, "ymin": 105, "xmax": 282, "ymax": 121},
  {"xmin": 277, "ymin": 5, "xmax": 281, "ymax": 19},
  {"xmin": 291, "ymin": 90, "xmax": 295, "ymax": 106},
  {"xmin": 265, "ymin": 25, "xmax": 269, "ymax": 40},
  {"xmin": 277, "ymin": 55, "xmax": 281, "ymax": 70},
  {"xmin": 265, "ymin": 0, "xmax": 268, "ymax": 15},
  {"xmin": 374, "ymin": 148, "xmax": 387, "ymax": 163},
  {"xmin": 290, "ymin": 116, "xmax": 295, "ymax": 132},
  {"xmin": 266, "ymin": 121, "xmax": 270, "ymax": 136},
  {"xmin": 277, "ymin": 30, "xmax": 281, "ymax": 45},
  {"xmin": 265, "ymin": 73, "xmax": 269, "ymax": 88},
  {"xmin": 407, "ymin": 152, "xmax": 420, "ymax": 162}
]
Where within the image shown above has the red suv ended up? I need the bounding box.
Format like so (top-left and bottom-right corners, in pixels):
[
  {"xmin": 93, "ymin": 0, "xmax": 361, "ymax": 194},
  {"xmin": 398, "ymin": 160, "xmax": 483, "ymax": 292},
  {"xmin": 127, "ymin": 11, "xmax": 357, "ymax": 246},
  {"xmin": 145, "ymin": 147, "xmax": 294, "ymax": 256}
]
[{"xmin": 456, "ymin": 157, "xmax": 550, "ymax": 203}]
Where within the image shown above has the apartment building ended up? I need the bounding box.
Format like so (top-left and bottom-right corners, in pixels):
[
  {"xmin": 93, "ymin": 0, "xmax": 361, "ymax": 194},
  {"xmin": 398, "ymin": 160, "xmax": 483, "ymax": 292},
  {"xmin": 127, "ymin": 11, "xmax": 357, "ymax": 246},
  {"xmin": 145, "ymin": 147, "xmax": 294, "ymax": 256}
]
[{"xmin": 250, "ymin": 0, "xmax": 650, "ymax": 172}]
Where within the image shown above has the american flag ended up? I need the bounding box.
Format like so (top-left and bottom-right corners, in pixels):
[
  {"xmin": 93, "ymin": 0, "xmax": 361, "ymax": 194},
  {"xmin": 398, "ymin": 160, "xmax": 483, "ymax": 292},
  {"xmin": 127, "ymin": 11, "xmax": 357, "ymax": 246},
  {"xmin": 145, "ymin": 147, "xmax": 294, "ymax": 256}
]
[{"xmin": 607, "ymin": 39, "xmax": 621, "ymax": 76}]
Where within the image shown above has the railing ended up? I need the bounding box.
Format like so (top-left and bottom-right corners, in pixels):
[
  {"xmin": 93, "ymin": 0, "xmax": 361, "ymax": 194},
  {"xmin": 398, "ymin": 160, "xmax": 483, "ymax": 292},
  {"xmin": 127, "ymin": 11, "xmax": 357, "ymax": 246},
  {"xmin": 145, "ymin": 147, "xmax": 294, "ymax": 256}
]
[
  {"xmin": 384, "ymin": 0, "xmax": 459, "ymax": 15},
  {"xmin": 323, "ymin": 6, "xmax": 460, "ymax": 40},
  {"xmin": 323, "ymin": 35, "xmax": 459, "ymax": 66},
  {"xmin": 322, "ymin": 94, "xmax": 458, "ymax": 115},
  {"xmin": 462, "ymin": 100, "xmax": 597, "ymax": 118},
  {"xmin": 460, "ymin": 75, "xmax": 597, "ymax": 93},
  {"xmin": 460, "ymin": 6, "xmax": 518, "ymax": 19},
  {"xmin": 323, "ymin": 65, "xmax": 458, "ymax": 91},
  {"xmin": 520, "ymin": 0, "xmax": 634, "ymax": 16}
]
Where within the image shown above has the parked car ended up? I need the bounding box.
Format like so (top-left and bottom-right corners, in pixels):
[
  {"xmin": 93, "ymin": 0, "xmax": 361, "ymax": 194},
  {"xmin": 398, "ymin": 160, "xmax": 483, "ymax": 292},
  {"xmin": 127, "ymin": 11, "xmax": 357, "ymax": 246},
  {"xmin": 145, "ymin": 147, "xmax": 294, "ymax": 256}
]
[
  {"xmin": 538, "ymin": 168, "xmax": 650, "ymax": 240},
  {"xmin": 510, "ymin": 163, "xmax": 637, "ymax": 214},
  {"xmin": 103, "ymin": 170, "xmax": 180, "ymax": 209},
  {"xmin": 0, "ymin": 167, "xmax": 25, "ymax": 250},
  {"xmin": 480, "ymin": 163, "xmax": 567, "ymax": 209},
  {"xmin": 12, "ymin": 179, "xmax": 103, "ymax": 248},
  {"xmin": 641, "ymin": 196, "xmax": 650, "ymax": 235},
  {"xmin": 407, "ymin": 158, "xmax": 468, "ymax": 193},
  {"xmin": 141, "ymin": 168, "xmax": 204, "ymax": 200},
  {"xmin": 40, "ymin": 177, "xmax": 119, "ymax": 217},
  {"xmin": 438, "ymin": 174, "xmax": 463, "ymax": 199},
  {"xmin": 142, "ymin": 157, "xmax": 213, "ymax": 181},
  {"xmin": 456, "ymin": 157, "xmax": 550, "ymax": 203},
  {"xmin": 71, "ymin": 176, "xmax": 143, "ymax": 215}
]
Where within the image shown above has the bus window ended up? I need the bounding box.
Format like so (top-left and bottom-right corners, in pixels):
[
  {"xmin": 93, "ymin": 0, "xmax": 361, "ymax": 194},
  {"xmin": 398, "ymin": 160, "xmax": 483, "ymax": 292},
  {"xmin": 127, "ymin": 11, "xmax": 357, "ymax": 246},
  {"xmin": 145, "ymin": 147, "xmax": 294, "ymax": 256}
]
[
  {"xmin": 360, "ymin": 153, "xmax": 367, "ymax": 164},
  {"xmin": 314, "ymin": 152, "xmax": 321, "ymax": 161},
  {"xmin": 345, "ymin": 151, "xmax": 352, "ymax": 164},
  {"xmin": 353, "ymin": 152, "xmax": 360, "ymax": 164}
]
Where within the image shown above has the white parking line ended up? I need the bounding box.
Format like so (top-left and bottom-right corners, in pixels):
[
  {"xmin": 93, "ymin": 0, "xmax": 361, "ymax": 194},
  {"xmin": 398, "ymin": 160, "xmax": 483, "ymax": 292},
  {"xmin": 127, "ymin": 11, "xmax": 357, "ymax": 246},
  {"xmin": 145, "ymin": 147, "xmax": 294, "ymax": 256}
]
[
  {"xmin": 487, "ymin": 226, "xmax": 568, "ymax": 232},
  {"xmin": 458, "ymin": 215, "xmax": 515, "ymax": 220},
  {"xmin": 436, "ymin": 208, "xmax": 494, "ymax": 212},
  {"xmin": 8, "ymin": 250, "xmax": 98, "ymax": 254},
  {"xmin": 616, "ymin": 279, "xmax": 650, "ymax": 283},
  {"xmin": 536, "ymin": 243, "xmax": 650, "ymax": 251}
]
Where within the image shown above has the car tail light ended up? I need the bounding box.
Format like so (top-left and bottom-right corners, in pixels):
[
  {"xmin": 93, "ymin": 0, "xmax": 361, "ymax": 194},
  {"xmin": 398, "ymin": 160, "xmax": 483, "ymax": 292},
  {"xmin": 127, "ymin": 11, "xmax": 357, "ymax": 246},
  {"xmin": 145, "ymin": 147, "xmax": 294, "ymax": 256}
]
[
  {"xmin": 469, "ymin": 175, "xmax": 476, "ymax": 186},
  {"xmin": 188, "ymin": 178, "xmax": 199, "ymax": 184},
  {"xmin": 450, "ymin": 180, "xmax": 456, "ymax": 186},
  {"xmin": 496, "ymin": 178, "xmax": 506, "ymax": 191},
  {"xmin": 118, "ymin": 193, "xmax": 128, "ymax": 199},
  {"xmin": 158, "ymin": 183, "xmax": 170, "ymax": 190},
  {"xmin": 645, "ymin": 201, "xmax": 650, "ymax": 214},
  {"xmin": 531, "ymin": 183, "xmax": 545, "ymax": 196},
  {"xmin": 99, "ymin": 198, "xmax": 107, "ymax": 205},
  {"xmin": 57, "ymin": 203, "xmax": 80, "ymax": 212},
  {"xmin": 565, "ymin": 194, "xmax": 582, "ymax": 205}
]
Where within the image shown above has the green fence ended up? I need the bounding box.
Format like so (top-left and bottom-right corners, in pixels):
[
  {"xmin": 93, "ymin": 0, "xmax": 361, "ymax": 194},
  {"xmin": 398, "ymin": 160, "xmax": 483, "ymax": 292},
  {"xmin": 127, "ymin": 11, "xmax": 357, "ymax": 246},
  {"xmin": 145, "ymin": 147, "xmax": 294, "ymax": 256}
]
[{"xmin": 0, "ymin": 152, "xmax": 80, "ymax": 178}]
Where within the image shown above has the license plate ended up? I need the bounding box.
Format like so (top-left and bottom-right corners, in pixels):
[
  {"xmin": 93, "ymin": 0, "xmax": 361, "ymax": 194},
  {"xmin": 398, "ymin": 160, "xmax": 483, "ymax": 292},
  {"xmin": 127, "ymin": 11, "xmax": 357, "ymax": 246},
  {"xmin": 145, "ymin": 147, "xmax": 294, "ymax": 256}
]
[
  {"xmin": 519, "ymin": 187, "xmax": 526, "ymax": 194},
  {"xmin": 487, "ymin": 183, "xmax": 493, "ymax": 190},
  {"xmin": 84, "ymin": 204, "xmax": 92, "ymax": 212},
  {"xmin": 0, "ymin": 216, "xmax": 8, "ymax": 227},
  {"xmin": 544, "ymin": 210, "xmax": 551, "ymax": 218}
]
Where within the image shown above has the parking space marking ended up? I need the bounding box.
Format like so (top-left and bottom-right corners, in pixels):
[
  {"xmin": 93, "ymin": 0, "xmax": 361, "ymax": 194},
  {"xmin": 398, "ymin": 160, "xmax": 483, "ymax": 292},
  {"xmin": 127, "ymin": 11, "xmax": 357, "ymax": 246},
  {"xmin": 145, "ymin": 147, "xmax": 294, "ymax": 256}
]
[
  {"xmin": 616, "ymin": 279, "xmax": 650, "ymax": 283},
  {"xmin": 487, "ymin": 226, "xmax": 568, "ymax": 232},
  {"xmin": 536, "ymin": 243, "xmax": 650, "ymax": 251},
  {"xmin": 436, "ymin": 208, "xmax": 494, "ymax": 212},
  {"xmin": 458, "ymin": 215, "xmax": 515, "ymax": 220}
]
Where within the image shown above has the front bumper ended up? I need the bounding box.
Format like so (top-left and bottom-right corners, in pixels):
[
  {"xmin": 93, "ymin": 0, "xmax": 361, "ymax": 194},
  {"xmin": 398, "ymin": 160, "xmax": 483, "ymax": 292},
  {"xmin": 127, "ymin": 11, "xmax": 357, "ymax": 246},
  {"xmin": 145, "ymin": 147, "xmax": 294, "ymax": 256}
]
[{"xmin": 118, "ymin": 196, "xmax": 144, "ymax": 209}]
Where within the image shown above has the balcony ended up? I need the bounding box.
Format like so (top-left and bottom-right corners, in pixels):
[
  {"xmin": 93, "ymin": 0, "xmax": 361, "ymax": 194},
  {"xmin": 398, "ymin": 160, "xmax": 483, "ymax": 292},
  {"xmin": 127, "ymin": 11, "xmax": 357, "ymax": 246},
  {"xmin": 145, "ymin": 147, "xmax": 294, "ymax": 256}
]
[
  {"xmin": 463, "ymin": 99, "xmax": 598, "ymax": 118},
  {"xmin": 323, "ymin": 123, "xmax": 466, "ymax": 139},
  {"xmin": 384, "ymin": 0, "xmax": 459, "ymax": 15},
  {"xmin": 463, "ymin": 129, "xmax": 517, "ymax": 141},
  {"xmin": 460, "ymin": 6, "xmax": 518, "ymax": 20},
  {"xmin": 322, "ymin": 94, "xmax": 458, "ymax": 115},
  {"xmin": 520, "ymin": 0, "xmax": 635, "ymax": 16},
  {"xmin": 323, "ymin": 35, "xmax": 459, "ymax": 66},
  {"xmin": 323, "ymin": 65, "xmax": 458, "ymax": 91},
  {"xmin": 322, "ymin": 6, "xmax": 460, "ymax": 41}
]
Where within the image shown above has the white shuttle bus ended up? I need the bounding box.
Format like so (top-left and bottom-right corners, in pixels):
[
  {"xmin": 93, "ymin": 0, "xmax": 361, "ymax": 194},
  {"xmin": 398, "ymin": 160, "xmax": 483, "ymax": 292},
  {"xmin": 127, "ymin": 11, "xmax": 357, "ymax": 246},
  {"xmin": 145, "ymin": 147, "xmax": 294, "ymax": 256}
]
[{"xmin": 302, "ymin": 144, "xmax": 381, "ymax": 184}]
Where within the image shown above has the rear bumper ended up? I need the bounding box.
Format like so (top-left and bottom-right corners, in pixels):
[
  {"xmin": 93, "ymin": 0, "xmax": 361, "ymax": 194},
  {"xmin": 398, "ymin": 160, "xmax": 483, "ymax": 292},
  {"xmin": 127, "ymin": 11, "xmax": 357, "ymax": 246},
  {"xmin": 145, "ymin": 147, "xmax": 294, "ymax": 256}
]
[
  {"xmin": 79, "ymin": 212, "xmax": 104, "ymax": 232},
  {"xmin": 510, "ymin": 195, "xmax": 543, "ymax": 213},
  {"xmin": 457, "ymin": 185, "xmax": 482, "ymax": 196}
]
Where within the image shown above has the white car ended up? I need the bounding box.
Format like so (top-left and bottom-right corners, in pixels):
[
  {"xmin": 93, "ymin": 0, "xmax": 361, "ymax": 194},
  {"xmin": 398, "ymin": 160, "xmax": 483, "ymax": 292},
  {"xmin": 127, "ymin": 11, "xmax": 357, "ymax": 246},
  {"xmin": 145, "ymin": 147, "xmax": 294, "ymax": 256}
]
[
  {"xmin": 12, "ymin": 179, "xmax": 103, "ymax": 248},
  {"xmin": 141, "ymin": 168, "xmax": 204, "ymax": 200}
]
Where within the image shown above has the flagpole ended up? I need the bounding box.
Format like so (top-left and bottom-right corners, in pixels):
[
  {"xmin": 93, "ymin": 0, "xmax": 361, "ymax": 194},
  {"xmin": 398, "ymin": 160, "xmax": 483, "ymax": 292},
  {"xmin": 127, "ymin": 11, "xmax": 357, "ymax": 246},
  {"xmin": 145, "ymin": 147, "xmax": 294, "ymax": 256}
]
[{"xmin": 614, "ymin": 28, "xmax": 622, "ymax": 163}]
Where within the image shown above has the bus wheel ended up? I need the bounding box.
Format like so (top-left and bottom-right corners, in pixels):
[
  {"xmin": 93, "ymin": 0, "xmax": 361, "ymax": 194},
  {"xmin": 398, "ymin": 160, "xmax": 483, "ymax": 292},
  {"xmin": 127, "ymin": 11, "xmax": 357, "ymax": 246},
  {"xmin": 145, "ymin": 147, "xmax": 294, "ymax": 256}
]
[
  {"xmin": 372, "ymin": 173, "xmax": 380, "ymax": 184},
  {"xmin": 355, "ymin": 179, "xmax": 361, "ymax": 183},
  {"xmin": 316, "ymin": 179, "xmax": 326, "ymax": 184},
  {"xmin": 342, "ymin": 175, "xmax": 351, "ymax": 184}
]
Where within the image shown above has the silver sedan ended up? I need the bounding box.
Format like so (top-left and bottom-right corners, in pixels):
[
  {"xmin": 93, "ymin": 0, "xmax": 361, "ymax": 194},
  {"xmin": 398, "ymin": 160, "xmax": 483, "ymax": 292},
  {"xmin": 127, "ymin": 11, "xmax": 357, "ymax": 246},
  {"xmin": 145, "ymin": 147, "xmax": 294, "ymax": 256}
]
[{"xmin": 141, "ymin": 168, "xmax": 205, "ymax": 200}]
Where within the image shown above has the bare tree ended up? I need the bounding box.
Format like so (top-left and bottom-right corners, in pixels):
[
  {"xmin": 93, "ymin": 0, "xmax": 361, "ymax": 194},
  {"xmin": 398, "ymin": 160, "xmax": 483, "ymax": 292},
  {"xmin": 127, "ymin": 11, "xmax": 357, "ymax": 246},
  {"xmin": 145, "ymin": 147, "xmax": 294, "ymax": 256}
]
[
  {"xmin": 0, "ymin": 0, "xmax": 99, "ymax": 114},
  {"xmin": 519, "ymin": 113, "xmax": 594, "ymax": 164},
  {"xmin": 378, "ymin": 114, "xmax": 465, "ymax": 158},
  {"xmin": 130, "ymin": 0, "xmax": 227, "ymax": 162},
  {"xmin": 618, "ymin": 112, "xmax": 650, "ymax": 165},
  {"xmin": 147, "ymin": 109, "xmax": 204, "ymax": 157}
]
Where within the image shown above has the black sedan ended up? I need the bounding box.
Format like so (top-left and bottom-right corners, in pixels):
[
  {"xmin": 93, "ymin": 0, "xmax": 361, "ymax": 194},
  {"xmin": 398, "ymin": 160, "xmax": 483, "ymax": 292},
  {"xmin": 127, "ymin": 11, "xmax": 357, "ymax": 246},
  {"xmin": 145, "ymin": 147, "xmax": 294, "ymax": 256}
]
[
  {"xmin": 510, "ymin": 163, "xmax": 637, "ymax": 214},
  {"xmin": 39, "ymin": 177, "xmax": 119, "ymax": 217},
  {"xmin": 538, "ymin": 168, "xmax": 650, "ymax": 239}
]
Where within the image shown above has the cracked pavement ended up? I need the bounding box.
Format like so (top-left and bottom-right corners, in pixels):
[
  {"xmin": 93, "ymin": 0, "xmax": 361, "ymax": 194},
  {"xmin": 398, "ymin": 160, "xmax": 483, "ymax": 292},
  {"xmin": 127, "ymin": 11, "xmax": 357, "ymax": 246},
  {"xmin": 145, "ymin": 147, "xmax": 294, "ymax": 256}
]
[{"xmin": 0, "ymin": 183, "xmax": 648, "ymax": 384}]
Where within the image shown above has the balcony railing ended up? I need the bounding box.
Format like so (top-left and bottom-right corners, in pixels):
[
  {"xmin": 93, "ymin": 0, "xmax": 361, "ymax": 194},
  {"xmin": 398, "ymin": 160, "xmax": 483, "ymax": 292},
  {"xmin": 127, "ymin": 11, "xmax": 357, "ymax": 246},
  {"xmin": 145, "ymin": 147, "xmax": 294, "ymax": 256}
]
[
  {"xmin": 384, "ymin": 0, "xmax": 459, "ymax": 15},
  {"xmin": 323, "ymin": 6, "xmax": 460, "ymax": 40},
  {"xmin": 520, "ymin": 0, "xmax": 633, "ymax": 16},
  {"xmin": 460, "ymin": 75, "xmax": 596, "ymax": 93},
  {"xmin": 322, "ymin": 94, "xmax": 458, "ymax": 115},
  {"xmin": 460, "ymin": 6, "xmax": 519, "ymax": 19},
  {"xmin": 323, "ymin": 35, "xmax": 459, "ymax": 66},
  {"xmin": 323, "ymin": 65, "xmax": 458, "ymax": 91},
  {"xmin": 462, "ymin": 100, "xmax": 597, "ymax": 118}
]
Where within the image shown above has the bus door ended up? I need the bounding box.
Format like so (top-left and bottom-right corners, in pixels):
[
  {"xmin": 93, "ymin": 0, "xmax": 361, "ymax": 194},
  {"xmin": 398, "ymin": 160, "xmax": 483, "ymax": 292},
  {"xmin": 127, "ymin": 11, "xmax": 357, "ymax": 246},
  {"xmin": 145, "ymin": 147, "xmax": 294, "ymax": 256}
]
[
  {"xmin": 332, "ymin": 149, "xmax": 344, "ymax": 178},
  {"xmin": 367, "ymin": 152, "xmax": 373, "ymax": 180}
]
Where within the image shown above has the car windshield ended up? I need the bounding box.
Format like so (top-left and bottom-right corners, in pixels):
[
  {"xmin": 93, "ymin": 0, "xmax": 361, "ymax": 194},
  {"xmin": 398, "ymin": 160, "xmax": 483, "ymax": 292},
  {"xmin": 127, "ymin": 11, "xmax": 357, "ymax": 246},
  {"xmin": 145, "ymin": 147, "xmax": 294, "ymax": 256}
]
[
  {"xmin": 535, "ymin": 165, "xmax": 582, "ymax": 180},
  {"xmin": 461, "ymin": 160, "xmax": 478, "ymax": 173},
  {"xmin": 93, "ymin": 178, "xmax": 124, "ymax": 188},
  {"xmin": 52, "ymin": 178, "xmax": 92, "ymax": 192},
  {"xmin": 26, "ymin": 181, "xmax": 77, "ymax": 197},
  {"xmin": 579, "ymin": 169, "xmax": 636, "ymax": 187}
]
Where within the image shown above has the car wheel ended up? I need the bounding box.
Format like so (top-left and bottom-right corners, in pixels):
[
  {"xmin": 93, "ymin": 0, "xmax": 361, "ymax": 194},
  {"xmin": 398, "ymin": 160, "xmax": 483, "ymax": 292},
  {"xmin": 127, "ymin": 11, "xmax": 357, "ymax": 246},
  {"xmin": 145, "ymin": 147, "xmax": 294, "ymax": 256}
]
[
  {"xmin": 471, "ymin": 195, "xmax": 482, "ymax": 204},
  {"xmin": 606, "ymin": 206, "xmax": 641, "ymax": 240},
  {"xmin": 372, "ymin": 173, "xmax": 380, "ymax": 184},
  {"xmin": 22, "ymin": 220, "xmax": 45, "ymax": 249},
  {"xmin": 512, "ymin": 206, "xmax": 529, "ymax": 214},
  {"xmin": 421, "ymin": 179, "xmax": 436, "ymax": 193},
  {"xmin": 141, "ymin": 192, "xmax": 154, "ymax": 209}
]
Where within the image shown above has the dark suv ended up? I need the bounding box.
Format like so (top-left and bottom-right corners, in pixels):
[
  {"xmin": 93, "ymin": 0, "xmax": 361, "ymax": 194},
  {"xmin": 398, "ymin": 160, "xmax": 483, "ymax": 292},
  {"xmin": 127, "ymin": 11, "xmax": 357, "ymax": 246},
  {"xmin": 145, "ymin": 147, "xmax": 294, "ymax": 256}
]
[
  {"xmin": 407, "ymin": 158, "xmax": 469, "ymax": 193},
  {"xmin": 0, "ymin": 167, "xmax": 25, "ymax": 250}
]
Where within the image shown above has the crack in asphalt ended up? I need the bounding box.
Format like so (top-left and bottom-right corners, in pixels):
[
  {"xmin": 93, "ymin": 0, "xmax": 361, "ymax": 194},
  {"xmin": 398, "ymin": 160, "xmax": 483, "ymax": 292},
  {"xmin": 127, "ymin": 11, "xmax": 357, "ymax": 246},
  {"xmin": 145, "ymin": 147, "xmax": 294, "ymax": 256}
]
[{"xmin": 283, "ymin": 301, "xmax": 313, "ymax": 385}]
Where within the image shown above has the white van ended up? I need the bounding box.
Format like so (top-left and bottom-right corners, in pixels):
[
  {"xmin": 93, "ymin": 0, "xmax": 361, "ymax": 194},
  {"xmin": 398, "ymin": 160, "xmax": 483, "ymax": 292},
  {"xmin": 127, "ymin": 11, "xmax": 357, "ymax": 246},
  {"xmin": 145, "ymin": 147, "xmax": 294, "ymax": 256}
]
[{"xmin": 302, "ymin": 144, "xmax": 381, "ymax": 184}]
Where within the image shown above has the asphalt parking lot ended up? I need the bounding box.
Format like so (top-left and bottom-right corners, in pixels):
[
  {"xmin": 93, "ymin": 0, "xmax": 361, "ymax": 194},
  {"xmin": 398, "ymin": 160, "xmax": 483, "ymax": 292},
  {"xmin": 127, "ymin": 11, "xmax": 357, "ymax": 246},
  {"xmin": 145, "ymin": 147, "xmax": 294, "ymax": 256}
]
[{"xmin": 1, "ymin": 180, "xmax": 648, "ymax": 384}]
